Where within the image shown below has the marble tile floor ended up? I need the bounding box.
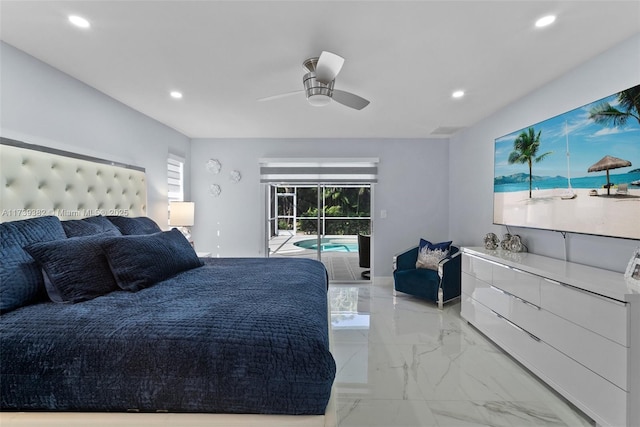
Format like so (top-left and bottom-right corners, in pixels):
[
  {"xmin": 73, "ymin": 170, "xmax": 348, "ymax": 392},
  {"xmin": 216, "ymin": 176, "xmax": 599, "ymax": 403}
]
[{"xmin": 329, "ymin": 282, "xmax": 596, "ymax": 427}]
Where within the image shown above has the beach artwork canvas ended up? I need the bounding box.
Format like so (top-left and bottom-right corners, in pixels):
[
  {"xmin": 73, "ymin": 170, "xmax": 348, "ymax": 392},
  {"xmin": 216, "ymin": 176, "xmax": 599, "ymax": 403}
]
[{"xmin": 494, "ymin": 84, "xmax": 640, "ymax": 240}]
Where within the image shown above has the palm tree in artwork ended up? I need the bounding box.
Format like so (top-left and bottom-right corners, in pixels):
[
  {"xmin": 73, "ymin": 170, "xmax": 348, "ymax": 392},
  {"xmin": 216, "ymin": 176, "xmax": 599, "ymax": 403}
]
[
  {"xmin": 508, "ymin": 127, "xmax": 553, "ymax": 198},
  {"xmin": 589, "ymin": 85, "xmax": 640, "ymax": 126}
]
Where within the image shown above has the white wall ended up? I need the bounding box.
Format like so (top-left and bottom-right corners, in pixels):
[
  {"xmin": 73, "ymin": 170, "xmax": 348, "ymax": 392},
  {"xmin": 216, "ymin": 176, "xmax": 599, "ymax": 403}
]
[
  {"xmin": 0, "ymin": 42, "xmax": 190, "ymax": 225},
  {"xmin": 449, "ymin": 34, "xmax": 640, "ymax": 273},
  {"xmin": 190, "ymin": 138, "xmax": 450, "ymax": 277},
  {"xmin": 5, "ymin": 33, "xmax": 637, "ymax": 276}
]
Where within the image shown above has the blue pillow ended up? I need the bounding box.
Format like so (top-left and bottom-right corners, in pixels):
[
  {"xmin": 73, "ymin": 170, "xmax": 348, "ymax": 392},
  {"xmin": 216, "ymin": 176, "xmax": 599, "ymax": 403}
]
[
  {"xmin": 418, "ymin": 238, "xmax": 452, "ymax": 253},
  {"xmin": 0, "ymin": 216, "xmax": 67, "ymax": 312},
  {"xmin": 25, "ymin": 231, "xmax": 120, "ymax": 303},
  {"xmin": 62, "ymin": 215, "xmax": 122, "ymax": 237},
  {"xmin": 102, "ymin": 228, "xmax": 203, "ymax": 292},
  {"xmin": 106, "ymin": 216, "xmax": 162, "ymax": 235}
]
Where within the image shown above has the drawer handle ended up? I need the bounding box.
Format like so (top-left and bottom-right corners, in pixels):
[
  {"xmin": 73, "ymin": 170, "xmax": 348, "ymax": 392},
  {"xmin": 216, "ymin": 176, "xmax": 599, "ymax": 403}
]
[
  {"xmin": 513, "ymin": 295, "xmax": 541, "ymax": 310},
  {"xmin": 543, "ymin": 278, "xmax": 627, "ymax": 306},
  {"xmin": 493, "ymin": 311, "xmax": 541, "ymax": 342},
  {"xmin": 490, "ymin": 285, "xmax": 508, "ymax": 295},
  {"xmin": 490, "ymin": 286, "xmax": 540, "ymax": 310},
  {"xmin": 511, "ymin": 267, "xmax": 539, "ymax": 279},
  {"xmin": 467, "ymin": 254, "xmax": 507, "ymax": 268}
]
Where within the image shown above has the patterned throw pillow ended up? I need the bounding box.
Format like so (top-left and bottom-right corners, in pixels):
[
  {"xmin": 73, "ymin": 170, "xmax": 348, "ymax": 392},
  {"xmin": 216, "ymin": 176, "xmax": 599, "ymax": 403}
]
[
  {"xmin": 415, "ymin": 239, "xmax": 452, "ymax": 270},
  {"xmin": 416, "ymin": 247, "xmax": 449, "ymax": 270}
]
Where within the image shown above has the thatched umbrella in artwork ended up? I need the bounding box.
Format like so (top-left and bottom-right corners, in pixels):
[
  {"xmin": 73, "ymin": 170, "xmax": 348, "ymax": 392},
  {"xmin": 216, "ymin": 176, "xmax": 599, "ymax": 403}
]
[{"xmin": 587, "ymin": 155, "xmax": 632, "ymax": 195}]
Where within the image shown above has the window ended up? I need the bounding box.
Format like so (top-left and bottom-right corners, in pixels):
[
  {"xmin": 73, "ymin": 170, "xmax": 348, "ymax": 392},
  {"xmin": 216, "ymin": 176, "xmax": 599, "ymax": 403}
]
[{"xmin": 168, "ymin": 154, "xmax": 185, "ymax": 203}]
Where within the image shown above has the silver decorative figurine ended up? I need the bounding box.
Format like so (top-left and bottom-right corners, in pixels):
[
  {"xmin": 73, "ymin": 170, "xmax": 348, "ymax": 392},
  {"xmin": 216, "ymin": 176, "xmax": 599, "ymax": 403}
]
[
  {"xmin": 509, "ymin": 235, "xmax": 524, "ymax": 252},
  {"xmin": 483, "ymin": 233, "xmax": 499, "ymax": 250},
  {"xmin": 500, "ymin": 233, "xmax": 512, "ymax": 250}
]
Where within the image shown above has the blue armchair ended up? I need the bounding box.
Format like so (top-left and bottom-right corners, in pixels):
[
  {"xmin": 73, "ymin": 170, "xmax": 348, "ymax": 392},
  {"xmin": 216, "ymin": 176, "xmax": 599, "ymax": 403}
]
[{"xmin": 392, "ymin": 245, "xmax": 461, "ymax": 308}]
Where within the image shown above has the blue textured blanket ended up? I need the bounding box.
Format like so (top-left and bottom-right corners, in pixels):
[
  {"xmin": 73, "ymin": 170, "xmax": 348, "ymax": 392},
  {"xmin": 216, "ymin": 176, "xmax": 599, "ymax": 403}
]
[{"xmin": 1, "ymin": 257, "xmax": 335, "ymax": 415}]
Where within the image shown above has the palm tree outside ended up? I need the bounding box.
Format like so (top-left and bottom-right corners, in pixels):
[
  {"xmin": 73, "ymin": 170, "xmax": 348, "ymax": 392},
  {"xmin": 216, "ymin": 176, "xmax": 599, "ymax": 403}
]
[{"xmin": 508, "ymin": 127, "xmax": 553, "ymax": 198}]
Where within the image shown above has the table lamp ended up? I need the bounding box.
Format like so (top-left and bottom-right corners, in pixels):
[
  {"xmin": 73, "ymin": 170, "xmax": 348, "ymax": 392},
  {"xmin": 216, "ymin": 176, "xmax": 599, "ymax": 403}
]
[{"xmin": 169, "ymin": 201, "xmax": 195, "ymax": 243}]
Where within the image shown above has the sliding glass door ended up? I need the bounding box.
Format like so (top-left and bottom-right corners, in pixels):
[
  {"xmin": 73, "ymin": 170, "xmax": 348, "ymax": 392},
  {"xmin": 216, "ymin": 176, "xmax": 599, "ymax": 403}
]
[
  {"xmin": 260, "ymin": 157, "xmax": 377, "ymax": 282},
  {"xmin": 265, "ymin": 184, "xmax": 371, "ymax": 282}
]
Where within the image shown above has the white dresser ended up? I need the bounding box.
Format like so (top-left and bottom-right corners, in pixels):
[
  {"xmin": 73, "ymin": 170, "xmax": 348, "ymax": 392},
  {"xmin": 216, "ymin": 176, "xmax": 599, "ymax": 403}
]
[{"xmin": 460, "ymin": 247, "xmax": 640, "ymax": 427}]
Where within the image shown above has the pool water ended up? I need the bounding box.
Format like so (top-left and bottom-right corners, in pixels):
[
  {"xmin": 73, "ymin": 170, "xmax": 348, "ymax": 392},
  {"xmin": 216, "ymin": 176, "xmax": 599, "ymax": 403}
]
[{"xmin": 294, "ymin": 238, "xmax": 358, "ymax": 253}]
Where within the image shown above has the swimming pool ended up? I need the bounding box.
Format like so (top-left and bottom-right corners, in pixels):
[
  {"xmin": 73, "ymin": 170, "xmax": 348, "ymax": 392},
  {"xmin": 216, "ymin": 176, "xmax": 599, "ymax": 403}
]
[{"xmin": 294, "ymin": 238, "xmax": 358, "ymax": 253}]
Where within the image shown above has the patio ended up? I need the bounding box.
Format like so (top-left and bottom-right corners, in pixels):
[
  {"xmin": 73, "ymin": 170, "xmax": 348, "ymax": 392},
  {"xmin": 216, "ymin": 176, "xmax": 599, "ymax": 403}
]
[{"xmin": 268, "ymin": 232, "xmax": 369, "ymax": 282}]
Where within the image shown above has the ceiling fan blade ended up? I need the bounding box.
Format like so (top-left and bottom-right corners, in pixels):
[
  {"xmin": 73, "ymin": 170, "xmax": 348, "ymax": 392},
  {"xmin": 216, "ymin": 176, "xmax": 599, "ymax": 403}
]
[
  {"xmin": 332, "ymin": 90, "xmax": 370, "ymax": 110},
  {"xmin": 315, "ymin": 51, "xmax": 344, "ymax": 84},
  {"xmin": 257, "ymin": 90, "xmax": 304, "ymax": 102}
]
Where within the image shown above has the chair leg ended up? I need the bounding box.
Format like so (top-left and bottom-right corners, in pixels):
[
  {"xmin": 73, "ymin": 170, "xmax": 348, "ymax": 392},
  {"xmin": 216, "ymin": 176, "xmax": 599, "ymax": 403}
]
[{"xmin": 437, "ymin": 287, "xmax": 443, "ymax": 310}]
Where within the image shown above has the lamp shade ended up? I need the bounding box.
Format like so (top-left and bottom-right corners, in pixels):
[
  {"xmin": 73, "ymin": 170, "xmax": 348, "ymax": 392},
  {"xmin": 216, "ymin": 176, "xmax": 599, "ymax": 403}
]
[{"xmin": 169, "ymin": 201, "xmax": 195, "ymax": 227}]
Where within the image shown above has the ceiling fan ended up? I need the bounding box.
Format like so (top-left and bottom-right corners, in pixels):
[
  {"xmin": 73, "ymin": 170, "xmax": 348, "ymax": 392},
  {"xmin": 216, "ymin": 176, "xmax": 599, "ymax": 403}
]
[{"xmin": 259, "ymin": 51, "xmax": 370, "ymax": 110}]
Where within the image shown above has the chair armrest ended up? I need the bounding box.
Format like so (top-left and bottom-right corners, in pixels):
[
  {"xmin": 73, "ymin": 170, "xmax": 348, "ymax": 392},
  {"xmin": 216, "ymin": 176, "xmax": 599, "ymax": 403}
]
[
  {"xmin": 437, "ymin": 249, "xmax": 461, "ymax": 278},
  {"xmin": 438, "ymin": 248, "xmax": 462, "ymax": 300},
  {"xmin": 393, "ymin": 246, "xmax": 419, "ymax": 272}
]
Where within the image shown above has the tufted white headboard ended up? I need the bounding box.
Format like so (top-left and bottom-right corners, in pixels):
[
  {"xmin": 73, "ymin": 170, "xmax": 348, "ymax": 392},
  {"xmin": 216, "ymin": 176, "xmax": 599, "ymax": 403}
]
[{"xmin": 0, "ymin": 138, "xmax": 147, "ymax": 223}]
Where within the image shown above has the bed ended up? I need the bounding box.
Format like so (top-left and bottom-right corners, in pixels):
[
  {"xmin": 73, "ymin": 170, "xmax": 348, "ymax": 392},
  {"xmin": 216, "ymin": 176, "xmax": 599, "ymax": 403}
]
[{"xmin": 0, "ymin": 138, "xmax": 337, "ymax": 427}]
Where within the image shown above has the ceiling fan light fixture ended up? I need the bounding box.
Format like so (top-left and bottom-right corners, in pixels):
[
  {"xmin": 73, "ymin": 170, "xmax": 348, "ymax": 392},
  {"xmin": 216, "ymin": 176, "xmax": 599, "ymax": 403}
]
[
  {"xmin": 308, "ymin": 94, "xmax": 332, "ymax": 107},
  {"xmin": 259, "ymin": 52, "xmax": 369, "ymax": 110},
  {"xmin": 303, "ymin": 72, "xmax": 334, "ymax": 107}
]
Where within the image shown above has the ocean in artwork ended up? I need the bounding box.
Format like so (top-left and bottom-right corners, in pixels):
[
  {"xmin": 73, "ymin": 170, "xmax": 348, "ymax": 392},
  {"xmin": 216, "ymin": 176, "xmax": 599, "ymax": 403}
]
[{"xmin": 494, "ymin": 171, "xmax": 640, "ymax": 193}]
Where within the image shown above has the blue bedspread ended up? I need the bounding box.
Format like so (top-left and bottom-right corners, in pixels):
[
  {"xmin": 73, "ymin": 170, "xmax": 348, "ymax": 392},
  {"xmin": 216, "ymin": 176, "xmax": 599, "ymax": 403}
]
[{"xmin": 0, "ymin": 257, "xmax": 335, "ymax": 415}]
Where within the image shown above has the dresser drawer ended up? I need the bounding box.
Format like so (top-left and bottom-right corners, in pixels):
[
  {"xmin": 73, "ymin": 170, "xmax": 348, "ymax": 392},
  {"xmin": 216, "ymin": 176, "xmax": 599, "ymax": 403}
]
[
  {"xmin": 461, "ymin": 271, "xmax": 474, "ymax": 296},
  {"xmin": 462, "ymin": 254, "xmax": 492, "ymax": 283},
  {"xmin": 464, "ymin": 274, "xmax": 539, "ymax": 325},
  {"xmin": 529, "ymin": 307, "xmax": 628, "ymax": 390},
  {"xmin": 525, "ymin": 323, "xmax": 627, "ymax": 427},
  {"xmin": 467, "ymin": 282, "xmax": 627, "ymax": 388},
  {"xmin": 492, "ymin": 262, "xmax": 541, "ymax": 306},
  {"xmin": 463, "ymin": 295, "xmax": 626, "ymax": 427},
  {"xmin": 540, "ymin": 279, "xmax": 628, "ymax": 346},
  {"xmin": 462, "ymin": 294, "xmax": 541, "ymax": 363},
  {"xmin": 462, "ymin": 273, "xmax": 500, "ymax": 309}
]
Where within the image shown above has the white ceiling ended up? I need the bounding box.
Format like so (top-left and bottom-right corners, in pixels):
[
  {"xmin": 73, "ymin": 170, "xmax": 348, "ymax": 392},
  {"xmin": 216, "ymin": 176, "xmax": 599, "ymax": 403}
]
[{"xmin": 1, "ymin": 1, "xmax": 639, "ymax": 139}]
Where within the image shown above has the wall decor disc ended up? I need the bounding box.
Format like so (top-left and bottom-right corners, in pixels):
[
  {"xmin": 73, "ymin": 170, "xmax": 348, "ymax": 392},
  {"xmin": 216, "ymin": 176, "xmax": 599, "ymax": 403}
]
[
  {"xmin": 230, "ymin": 170, "xmax": 241, "ymax": 182},
  {"xmin": 208, "ymin": 184, "xmax": 221, "ymax": 197},
  {"xmin": 206, "ymin": 159, "xmax": 221, "ymax": 174}
]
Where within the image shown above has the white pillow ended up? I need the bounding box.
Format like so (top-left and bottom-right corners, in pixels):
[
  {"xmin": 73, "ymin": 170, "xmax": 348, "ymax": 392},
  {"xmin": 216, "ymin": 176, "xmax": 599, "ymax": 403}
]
[{"xmin": 416, "ymin": 246, "xmax": 449, "ymax": 270}]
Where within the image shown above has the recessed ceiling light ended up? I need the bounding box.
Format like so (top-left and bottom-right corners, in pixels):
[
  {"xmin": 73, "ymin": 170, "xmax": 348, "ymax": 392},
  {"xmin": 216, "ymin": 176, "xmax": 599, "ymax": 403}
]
[
  {"xmin": 452, "ymin": 90, "xmax": 465, "ymax": 99},
  {"xmin": 68, "ymin": 15, "xmax": 90, "ymax": 29},
  {"xmin": 535, "ymin": 15, "xmax": 556, "ymax": 28},
  {"xmin": 170, "ymin": 91, "xmax": 183, "ymax": 99}
]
